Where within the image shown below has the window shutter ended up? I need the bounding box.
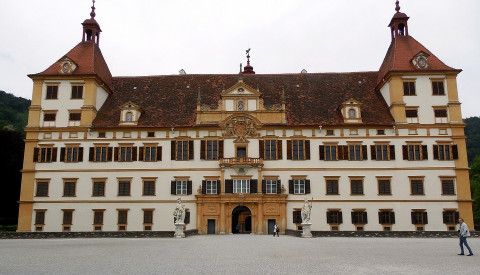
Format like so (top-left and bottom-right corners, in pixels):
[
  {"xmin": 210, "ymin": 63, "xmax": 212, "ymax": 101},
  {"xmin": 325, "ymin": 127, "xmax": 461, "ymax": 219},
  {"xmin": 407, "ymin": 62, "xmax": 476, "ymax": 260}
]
[
  {"xmin": 319, "ymin": 145, "xmax": 325, "ymax": 160},
  {"xmin": 452, "ymin": 145, "xmax": 458, "ymax": 160},
  {"xmin": 287, "ymin": 140, "xmax": 292, "ymax": 159},
  {"xmin": 184, "ymin": 212, "xmax": 190, "ymax": 224},
  {"xmin": 339, "ymin": 212, "xmax": 343, "ymax": 223},
  {"xmin": 114, "ymin": 147, "xmax": 119, "ymax": 161},
  {"xmin": 52, "ymin": 147, "xmax": 57, "ymax": 162},
  {"xmin": 250, "ymin": 179, "xmax": 258, "ymax": 194},
  {"xmin": 276, "ymin": 180, "xmax": 281, "ymax": 194},
  {"xmin": 342, "ymin": 146, "xmax": 349, "ymax": 160},
  {"xmin": 421, "ymin": 145, "xmax": 428, "ymax": 160},
  {"xmin": 60, "ymin": 147, "xmax": 66, "ymax": 162},
  {"xmin": 107, "ymin": 147, "xmax": 113, "ymax": 161},
  {"xmin": 402, "ymin": 145, "xmax": 408, "ymax": 160},
  {"xmin": 423, "ymin": 212, "xmax": 428, "ymax": 224},
  {"xmin": 33, "ymin": 148, "xmax": 39, "ymax": 162},
  {"xmin": 455, "ymin": 211, "xmax": 459, "ymax": 222},
  {"xmin": 370, "ymin": 145, "xmax": 376, "ymax": 160},
  {"xmin": 433, "ymin": 145, "xmax": 439, "ymax": 160},
  {"xmin": 259, "ymin": 140, "xmax": 264, "ymax": 159},
  {"xmin": 288, "ymin": 180, "xmax": 294, "ymax": 194},
  {"xmin": 219, "ymin": 140, "xmax": 224, "ymax": 158},
  {"xmin": 139, "ymin": 147, "xmax": 144, "ymax": 161},
  {"xmin": 216, "ymin": 180, "xmax": 221, "ymax": 194},
  {"xmin": 132, "ymin": 146, "xmax": 137, "ymax": 161},
  {"xmin": 171, "ymin": 181, "xmax": 176, "ymax": 195},
  {"xmin": 351, "ymin": 212, "xmax": 357, "ymax": 224},
  {"xmin": 171, "ymin": 141, "xmax": 176, "ymax": 160},
  {"xmin": 202, "ymin": 180, "xmax": 206, "ymax": 194},
  {"xmin": 305, "ymin": 140, "xmax": 310, "ymax": 160},
  {"xmin": 363, "ymin": 212, "xmax": 368, "ymax": 224},
  {"xmin": 187, "ymin": 180, "xmax": 192, "ymax": 195},
  {"xmin": 389, "ymin": 145, "xmax": 395, "ymax": 160},
  {"xmin": 326, "ymin": 211, "xmax": 332, "ymax": 224},
  {"xmin": 337, "ymin": 146, "xmax": 344, "ymax": 160},
  {"xmin": 78, "ymin": 147, "xmax": 84, "ymax": 162},
  {"xmin": 411, "ymin": 212, "xmax": 415, "ymax": 224},
  {"xmin": 225, "ymin": 179, "xmax": 233, "ymax": 194},
  {"xmin": 89, "ymin": 147, "xmax": 94, "ymax": 161},
  {"xmin": 361, "ymin": 145, "xmax": 368, "ymax": 160},
  {"xmin": 305, "ymin": 180, "xmax": 311, "ymax": 194},
  {"xmin": 391, "ymin": 212, "xmax": 395, "ymax": 224},
  {"xmin": 277, "ymin": 140, "xmax": 282, "ymax": 159},
  {"xmin": 442, "ymin": 211, "xmax": 447, "ymax": 224},
  {"xmin": 200, "ymin": 140, "xmax": 206, "ymax": 160},
  {"xmin": 378, "ymin": 212, "xmax": 382, "ymax": 224},
  {"xmin": 157, "ymin": 147, "xmax": 162, "ymax": 161},
  {"xmin": 261, "ymin": 180, "xmax": 266, "ymax": 194},
  {"xmin": 189, "ymin": 140, "xmax": 194, "ymax": 160}
]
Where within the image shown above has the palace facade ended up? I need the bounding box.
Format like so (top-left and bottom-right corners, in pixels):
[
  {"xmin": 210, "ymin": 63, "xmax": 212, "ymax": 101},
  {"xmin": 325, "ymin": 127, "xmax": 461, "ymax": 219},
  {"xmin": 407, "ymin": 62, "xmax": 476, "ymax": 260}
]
[{"xmin": 18, "ymin": 2, "xmax": 474, "ymax": 234}]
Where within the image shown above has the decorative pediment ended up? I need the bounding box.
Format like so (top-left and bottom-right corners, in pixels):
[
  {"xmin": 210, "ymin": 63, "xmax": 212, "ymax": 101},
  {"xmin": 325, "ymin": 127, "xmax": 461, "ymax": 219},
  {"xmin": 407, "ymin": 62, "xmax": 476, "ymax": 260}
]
[
  {"xmin": 339, "ymin": 98, "xmax": 362, "ymax": 123},
  {"xmin": 411, "ymin": 51, "xmax": 430, "ymax": 69},
  {"xmin": 220, "ymin": 80, "xmax": 261, "ymax": 97},
  {"xmin": 119, "ymin": 101, "xmax": 143, "ymax": 126},
  {"xmin": 221, "ymin": 114, "xmax": 261, "ymax": 142},
  {"xmin": 59, "ymin": 57, "xmax": 77, "ymax": 74}
]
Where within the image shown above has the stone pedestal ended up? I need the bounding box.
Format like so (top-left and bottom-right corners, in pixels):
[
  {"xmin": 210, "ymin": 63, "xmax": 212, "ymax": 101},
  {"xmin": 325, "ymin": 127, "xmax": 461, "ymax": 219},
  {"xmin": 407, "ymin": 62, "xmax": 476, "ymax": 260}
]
[
  {"xmin": 301, "ymin": 222, "xmax": 312, "ymax": 238},
  {"xmin": 174, "ymin": 223, "xmax": 185, "ymax": 238}
]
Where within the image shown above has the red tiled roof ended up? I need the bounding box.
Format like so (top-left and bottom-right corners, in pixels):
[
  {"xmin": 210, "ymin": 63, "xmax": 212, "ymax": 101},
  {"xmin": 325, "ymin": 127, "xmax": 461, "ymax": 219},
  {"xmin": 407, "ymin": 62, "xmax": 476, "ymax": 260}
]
[
  {"xmin": 30, "ymin": 42, "xmax": 113, "ymax": 89},
  {"xmin": 92, "ymin": 72, "xmax": 394, "ymax": 128},
  {"xmin": 377, "ymin": 35, "xmax": 458, "ymax": 85}
]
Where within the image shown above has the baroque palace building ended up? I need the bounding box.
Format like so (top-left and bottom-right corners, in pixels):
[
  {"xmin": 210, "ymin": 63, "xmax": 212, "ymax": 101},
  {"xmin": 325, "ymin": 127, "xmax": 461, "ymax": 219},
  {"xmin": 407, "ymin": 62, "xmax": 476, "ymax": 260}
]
[{"xmin": 18, "ymin": 1, "xmax": 474, "ymax": 234}]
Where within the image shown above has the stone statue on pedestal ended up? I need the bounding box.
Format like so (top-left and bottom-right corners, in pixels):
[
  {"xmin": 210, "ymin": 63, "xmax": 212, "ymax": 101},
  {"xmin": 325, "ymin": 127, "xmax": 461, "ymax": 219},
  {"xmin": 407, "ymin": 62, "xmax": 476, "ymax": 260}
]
[
  {"xmin": 301, "ymin": 198, "xmax": 313, "ymax": 238},
  {"xmin": 173, "ymin": 198, "xmax": 186, "ymax": 238}
]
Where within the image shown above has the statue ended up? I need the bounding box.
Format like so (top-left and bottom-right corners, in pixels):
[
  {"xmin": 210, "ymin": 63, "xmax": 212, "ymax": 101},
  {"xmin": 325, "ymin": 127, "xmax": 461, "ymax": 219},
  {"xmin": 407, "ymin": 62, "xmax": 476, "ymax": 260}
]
[
  {"xmin": 301, "ymin": 198, "xmax": 312, "ymax": 223},
  {"xmin": 173, "ymin": 198, "xmax": 185, "ymax": 224}
]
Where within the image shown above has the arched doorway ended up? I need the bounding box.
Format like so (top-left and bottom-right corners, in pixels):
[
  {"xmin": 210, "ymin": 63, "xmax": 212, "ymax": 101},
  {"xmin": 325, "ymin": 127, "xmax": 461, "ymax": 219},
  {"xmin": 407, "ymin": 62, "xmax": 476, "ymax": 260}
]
[{"xmin": 232, "ymin": 206, "xmax": 252, "ymax": 234}]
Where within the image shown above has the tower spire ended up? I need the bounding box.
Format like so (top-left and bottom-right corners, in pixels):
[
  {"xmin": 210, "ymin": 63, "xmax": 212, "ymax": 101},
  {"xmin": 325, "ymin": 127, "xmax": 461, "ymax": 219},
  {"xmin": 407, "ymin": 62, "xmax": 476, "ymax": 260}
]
[
  {"xmin": 395, "ymin": 0, "xmax": 400, "ymax": 13},
  {"xmin": 82, "ymin": 0, "xmax": 102, "ymax": 45},
  {"xmin": 242, "ymin": 48, "xmax": 255, "ymax": 74},
  {"xmin": 388, "ymin": 0, "xmax": 409, "ymax": 40},
  {"xmin": 90, "ymin": 0, "xmax": 96, "ymax": 18}
]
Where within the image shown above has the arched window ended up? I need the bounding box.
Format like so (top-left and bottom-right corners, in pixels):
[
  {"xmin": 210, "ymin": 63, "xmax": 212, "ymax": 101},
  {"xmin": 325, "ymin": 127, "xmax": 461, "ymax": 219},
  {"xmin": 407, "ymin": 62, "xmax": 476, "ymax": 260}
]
[
  {"xmin": 126, "ymin": 112, "xmax": 133, "ymax": 122},
  {"xmin": 348, "ymin": 109, "xmax": 356, "ymax": 119},
  {"xmin": 238, "ymin": 101, "xmax": 244, "ymax": 111},
  {"xmin": 398, "ymin": 24, "xmax": 405, "ymax": 36}
]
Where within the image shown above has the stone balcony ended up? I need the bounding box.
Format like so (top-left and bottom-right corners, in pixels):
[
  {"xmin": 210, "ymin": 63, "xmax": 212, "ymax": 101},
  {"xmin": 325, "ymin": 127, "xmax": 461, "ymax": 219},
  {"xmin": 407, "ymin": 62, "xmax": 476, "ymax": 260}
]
[{"xmin": 219, "ymin": 157, "xmax": 264, "ymax": 168}]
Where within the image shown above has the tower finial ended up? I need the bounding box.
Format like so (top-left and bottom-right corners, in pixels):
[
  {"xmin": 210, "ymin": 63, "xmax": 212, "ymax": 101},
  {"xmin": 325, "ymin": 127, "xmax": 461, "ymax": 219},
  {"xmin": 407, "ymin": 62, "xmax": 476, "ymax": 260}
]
[
  {"xmin": 242, "ymin": 48, "xmax": 255, "ymax": 74},
  {"xmin": 395, "ymin": 0, "xmax": 400, "ymax": 13},
  {"xmin": 90, "ymin": 0, "xmax": 96, "ymax": 18}
]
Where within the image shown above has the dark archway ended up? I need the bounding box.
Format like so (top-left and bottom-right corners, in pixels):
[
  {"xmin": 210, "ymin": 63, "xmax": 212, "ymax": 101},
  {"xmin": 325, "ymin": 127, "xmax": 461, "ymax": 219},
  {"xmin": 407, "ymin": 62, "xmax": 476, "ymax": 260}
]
[{"xmin": 232, "ymin": 206, "xmax": 252, "ymax": 234}]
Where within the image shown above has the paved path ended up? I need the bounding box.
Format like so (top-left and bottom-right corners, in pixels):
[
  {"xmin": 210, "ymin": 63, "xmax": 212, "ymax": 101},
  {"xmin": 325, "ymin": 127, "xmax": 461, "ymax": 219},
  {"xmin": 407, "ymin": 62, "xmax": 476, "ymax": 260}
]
[{"xmin": 0, "ymin": 235, "xmax": 478, "ymax": 274}]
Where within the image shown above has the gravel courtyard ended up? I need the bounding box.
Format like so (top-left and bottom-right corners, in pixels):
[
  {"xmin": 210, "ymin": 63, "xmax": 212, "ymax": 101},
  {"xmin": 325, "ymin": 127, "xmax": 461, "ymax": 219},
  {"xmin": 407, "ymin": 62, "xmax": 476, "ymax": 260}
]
[{"xmin": 1, "ymin": 235, "xmax": 478, "ymax": 274}]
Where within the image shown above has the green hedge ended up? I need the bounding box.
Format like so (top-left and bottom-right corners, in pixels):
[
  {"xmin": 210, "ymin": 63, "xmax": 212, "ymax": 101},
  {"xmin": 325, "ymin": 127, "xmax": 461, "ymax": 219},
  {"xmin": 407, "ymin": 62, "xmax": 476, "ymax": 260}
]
[{"xmin": 0, "ymin": 225, "xmax": 17, "ymax": 232}]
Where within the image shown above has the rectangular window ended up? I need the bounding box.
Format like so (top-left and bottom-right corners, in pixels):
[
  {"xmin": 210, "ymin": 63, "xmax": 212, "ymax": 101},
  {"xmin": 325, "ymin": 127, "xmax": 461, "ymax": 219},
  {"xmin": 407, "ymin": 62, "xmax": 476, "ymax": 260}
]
[
  {"xmin": 36, "ymin": 181, "xmax": 49, "ymax": 197},
  {"xmin": 265, "ymin": 140, "xmax": 277, "ymax": 160},
  {"xmin": 350, "ymin": 179, "xmax": 364, "ymax": 195},
  {"xmin": 326, "ymin": 130, "xmax": 334, "ymax": 136},
  {"xmin": 265, "ymin": 179, "xmax": 278, "ymax": 194},
  {"xmin": 375, "ymin": 145, "xmax": 389, "ymax": 161},
  {"xmin": 326, "ymin": 179, "xmax": 339, "ymax": 195},
  {"xmin": 144, "ymin": 146, "xmax": 157, "ymax": 162},
  {"xmin": 403, "ymin": 81, "xmax": 416, "ymax": 95},
  {"xmin": 325, "ymin": 145, "xmax": 337, "ymax": 161},
  {"xmin": 65, "ymin": 146, "xmax": 79, "ymax": 162},
  {"xmin": 378, "ymin": 179, "xmax": 391, "ymax": 195},
  {"xmin": 147, "ymin": 131, "xmax": 155, "ymax": 137},
  {"xmin": 432, "ymin": 81, "xmax": 445, "ymax": 95},
  {"xmin": 176, "ymin": 180, "xmax": 188, "ymax": 195},
  {"xmin": 434, "ymin": 109, "xmax": 448, "ymax": 123},
  {"xmin": 176, "ymin": 140, "xmax": 190, "ymax": 160},
  {"xmin": 408, "ymin": 145, "xmax": 422, "ymax": 160},
  {"xmin": 379, "ymin": 211, "xmax": 395, "ymax": 224},
  {"xmin": 69, "ymin": 112, "xmax": 81, "ymax": 121},
  {"xmin": 144, "ymin": 210, "xmax": 153, "ymax": 224},
  {"xmin": 233, "ymin": 179, "xmax": 250, "ymax": 194},
  {"xmin": 443, "ymin": 210, "xmax": 458, "ymax": 224},
  {"xmin": 206, "ymin": 140, "xmax": 218, "ymax": 160},
  {"xmin": 71, "ymin": 85, "xmax": 83, "ymax": 99},
  {"xmin": 442, "ymin": 179, "xmax": 455, "ymax": 195},
  {"xmin": 46, "ymin": 85, "xmax": 58, "ymax": 99},
  {"xmin": 38, "ymin": 147, "xmax": 54, "ymax": 163},
  {"xmin": 327, "ymin": 211, "xmax": 342, "ymax": 224},
  {"xmin": 143, "ymin": 180, "xmax": 156, "ymax": 196},
  {"xmin": 95, "ymin": 146, "xmax": 108, "ymax": 162},
  {"xmin": 293, "ymin": 179, "xmax": 305, "ymax": 194},
  {"xmin": 118, "ymin": 180, "xmax": 131, "ymax": 196},
  {"xmin": 377, "ymin": 129, "xmax": 385, "ymax": 135},
  {"xmin": 348, "ymin": 145, "xmax": 361, "ymax": 161},
  {"xmin": 92, "ymin": 181, "xmax": 105, "ymax": 196},
  {"xmin": 93, "ymin": 210, "xmax": 104, "ymax": 225},
  {"xmin": 35, "ymin": 211, "xmax": 46, "ymax": 225},
  {"xmin": 405, "ymin": 109, "xmax": 418, "ymax": 123},
  {"xmin": 43, "ymin": 113, "xmax": 56, "ymax": 127},
  {"xmin": 98, "ymin": 132, "xmax": 106, "ymax": 138},
  {"xmin": 206, "ymin": 180, "xmax": 218, "ymax": 194},
  {"xmin": 118, "ymin": 210, "xmax": 128, "ymax": 225},
  {"xmin": 63, "ymin": 181, "xmax": 76, "ymax": 197},
  {"xmin": 62, "ymin": 210, "xmax": 73, "ymax": 225},
  {"xmin": 292, "ymin": 140, "xmax": 305, "ymax": 160},
  {"xmin": 411, "ymin": 211, "xmax": 427, "ymax": 225},
  {"xmin": 411, "ymin": 179, "xmax": 424, "ymax": 195},
  {"xmin": 120, "ymin": 146, "xmax": 133, "ymax": 162},
  {"xmin": 351, "ymin": 211, "xmax": 367, "ymax": 224},
  {"xmin": 437, "ymin": 144, "xmax": 451, "ymax": 160}
]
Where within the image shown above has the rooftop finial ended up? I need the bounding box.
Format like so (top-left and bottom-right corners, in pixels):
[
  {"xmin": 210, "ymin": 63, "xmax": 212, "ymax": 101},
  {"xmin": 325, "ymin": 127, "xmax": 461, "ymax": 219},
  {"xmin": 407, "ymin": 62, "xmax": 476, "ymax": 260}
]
[
  {"xmin": 246, "ymin": 48, "xmax": 251, "ymax": 66},
  {"xmin": 395, "ymin": 0, "xmax": 400, "ymax": 13},
  {"xmin": 90, "ymin": 0, "xmax": 96, "ymax": 18},
  {"xmin": 242, "ymin": 48, "xmax": 255, "ymax": 74}
]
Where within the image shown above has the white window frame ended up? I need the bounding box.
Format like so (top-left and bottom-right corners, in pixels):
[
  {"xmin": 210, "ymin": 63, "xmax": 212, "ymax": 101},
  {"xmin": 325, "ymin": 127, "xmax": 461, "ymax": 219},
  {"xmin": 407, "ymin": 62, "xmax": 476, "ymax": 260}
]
[
  {"xmin": 233, "ymin": 179, "xmax": 250, "ymax": 194},
  {"xmin": 265, "ymin": 179, "xmax": 277, "ymax": 194},
  {"xmin": 176, "ymin": 180, "xmax": 188, "ymax": 195},
  {"xmin": 294, "ymin": 179, "xmax": 305, "ymax": 194},
  {"xmin": 206, "ymin": 180, "xmax": 217, "ymax": 194}
]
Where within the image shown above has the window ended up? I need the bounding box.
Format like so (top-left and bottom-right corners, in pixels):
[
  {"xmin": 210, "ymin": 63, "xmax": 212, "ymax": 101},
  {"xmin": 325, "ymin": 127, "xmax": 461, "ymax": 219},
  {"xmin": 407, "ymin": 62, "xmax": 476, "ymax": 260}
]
[
  {"xmin": 98, "ymin": 132, "xmax": 106, "ymax": 138},
  {"xmin": 118, "ymin": 180, "xmax": 131, "ymax": 196},
  {"xmin": 118, "ymin": 210, "xmax": 128, "ymax": 230},
  {"xmin": 236, "ymin": 146, "xmax": 247, "ymax": 158},
  {"xmin": 175, "ymin": 140, "xmax": 191, "ymax": 160},
  {"xmin": 68, "ymin": 112, "xmax": 81, "ymax": 126},
  {"xmin": 143, "ymin": 180, "xmax": 156, "ymax": 196},
  {"xmin": 411, "ymin": 211, "xmax": 428, "ymax": 225},
  {"xmin": 292, "ymin": 210, "xmax": 302, "ymax": 224},
  {"xmin": 350, "ymin": 179, "xmax": 364, "ymax": 195},
  {"xmin": 35, "ymin": 210, "xmax": 46, "ymax": 225},
  {"xmin": 326, "ymin": 130, "xmax": 334, "ymax": 136},
  {"xmin": 46, "ymin": 85, "xmax": 58, "ymax": 99},
  {"xmin": 264, "ymin": 140, "xmax": 277, "ymax": 160},
  {"xmin": 378, "ymin": 211, "xmax": 395, "ymax": 224},
  {"xmin": 233, "ymin": 179, "xmax": 250, "ymax": 194},
  {"xmin": 378, "ymin": 179, "xmax": 391, "ymax": 195},
  {"xmin": 326, "ymin": 179, "xmax": 339, "ymax": 195},
  {"xmin": 125, "ymin": 112, "xmax": 133, "ymax": 122},
  {"xmin": 265, "ymin": 179, "xmax": 278, "ymax": 194},
  {"xmin": 292, "ymin": 140, "xmax": 304, "ymax": 160},
  {"xmin": 147, "ymin": 131, "xmax": 155, "ymax": 137},
  {"xmin": 375, "ymin": 145, "xmax": 388, "ymax": 160},
  {"xmin": 411, "ymin": 179, "xmax": 424, "ymax": 195},
  {"xmin": 92, "ymin": 181, "xmax": 105, "ymax": 196},
  {"xmin": 206, "ymin": 180, "xmax": 218, "ymax": 194},
  {"xmin": 71, "ymin": 85, "xmax": 83, "ymax": 99},
  {"xmin": 377, "ymin": 129, "xmax": 385, "ymax": 135},
  {"xmin": 403, "ymin": 81, "xmax": 416, "ymax": 95},
  {"xmin": 436, "ymin": 144, "xmax": 451, "ymax": 160},
  {"xmin": 94, "ymin": 146, "xmax": 109, "ymax": 162},
  {"xmin": 432, "ymin": 81, "xmax": 445, "ymax": 95},
  {"xmin": 351, "ymin": 211, "xmax": 368, "ymax": 224},
  {"xmin": 206, "ymin": 140, "xmax": 218, "ymax": 160},
  {"xmin": 327, "ymin": 211, "xmax": 343, "ymax": 224},
  {"xmin": 119, "ymin": 146, "xmax": 133, "ymax": 162},
  {"xmin": 441, "ymin": 179, "xmax": 455, "ymax": 195},
  {"xmin": 287, "ymin": 140, "xmax": 310, "ymax": 160},
  {"xmin": 434, "ymin": 109, "xmax": 448, "ymax": 123},
  {"xmin": 319, "ymin": 145, "xmax": 337, "ymax": 161},
  {"xmin": 43, "ymin": 113, "xmax": 56, "ymax": 127},
  {"xmin": 144, "ymin": 209, "xmax": 153, "ymax": 224},
  {"xmin": 143, "ymin": 146, "xmax": 158, "ymax": 162},
  {"xmin": 37, "ymin": 146, "xmax": 55, "ymax": 163},
  {"xmin": 64, "ymin": 146, "xmax": 80, "ymax": 162},
  {"xmin": 405, "ymin": 109, "xmax": 418, "ymax": 123},
  {"xmin": 293, "ymin": 179, "xmax": 305, "ymax": 194},
  {"xmin": 93, "ymin": 210, "xmax": 104, "ymax": 225},
  {"xmin": 443, "ymin": 210, "xmax": 459, "ymax": 224},
  {"xmin": 62, "ymin": 210, "xmax": 73, "ymax": 225},
  {"xmin": 176, "ymin": 180, "xmax": 188, "ymax": 195},
  {"xmin": 63, "ymin": 181, "xmax": 76, "ymax": 197},
  {"xmin": 36, "ymin": 181, "xmax": 49, "ymax": 197},
  {"xmin": 348, "ymin": 145, "xmax": 362, "ymax": 161},
  {"xmin": 403, "ymin": 144, "xmax": 428, "ymax": 161},
  {"xmin": 348, "ymin": 109, "xmax": 356, "ymax": 118}
]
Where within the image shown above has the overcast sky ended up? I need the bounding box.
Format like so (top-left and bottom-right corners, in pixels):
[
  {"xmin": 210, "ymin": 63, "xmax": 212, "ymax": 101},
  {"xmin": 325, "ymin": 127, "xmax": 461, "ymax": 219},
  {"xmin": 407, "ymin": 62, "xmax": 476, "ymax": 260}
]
[{"xmin": 1, "ymin": 0, "xmax": 479, "ymax": 117}]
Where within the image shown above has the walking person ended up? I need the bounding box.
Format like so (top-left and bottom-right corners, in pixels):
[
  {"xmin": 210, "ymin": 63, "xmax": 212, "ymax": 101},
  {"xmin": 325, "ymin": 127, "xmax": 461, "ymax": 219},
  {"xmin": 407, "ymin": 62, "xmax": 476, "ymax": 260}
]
[
  {"xmin": 275, "ymin": 223, "xmax": 280, "ymax": 237},
  {"xmin": 458, "ymin": 218, "xmax": 474, "ymax": 256},
  {"xmin": 273, "ymin": 224, "xmax": 278, "ymax": 237}
]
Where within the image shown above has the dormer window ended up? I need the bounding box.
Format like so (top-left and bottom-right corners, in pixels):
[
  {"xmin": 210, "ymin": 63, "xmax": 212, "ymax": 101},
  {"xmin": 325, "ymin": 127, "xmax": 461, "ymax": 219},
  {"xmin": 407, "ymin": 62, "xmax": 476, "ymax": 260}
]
[
  {"xmin": 119, "ymin": 102, "xmax": 143, "ymax": 126},
  {"xmin": 348, "ymin": 109, "xmax": 356, "ymax": 119},
  {"xmin": 340, "ymin": 98, "xmax": 362, "ymax": 124},
  {"xmin": 126, "ymin": 112, "xmax": 133, "ymax": 122},
  {"xmin": 412, "ymin": 52, "xmax": 430, "ymax": 69}
]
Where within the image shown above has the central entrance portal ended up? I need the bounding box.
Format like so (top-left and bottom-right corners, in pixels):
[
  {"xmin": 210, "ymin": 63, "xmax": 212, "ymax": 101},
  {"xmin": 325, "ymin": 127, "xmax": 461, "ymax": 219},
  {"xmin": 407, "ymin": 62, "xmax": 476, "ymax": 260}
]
[{"xmin": 232, "ymin": 206, "xmax": 252, "ymax": 234}]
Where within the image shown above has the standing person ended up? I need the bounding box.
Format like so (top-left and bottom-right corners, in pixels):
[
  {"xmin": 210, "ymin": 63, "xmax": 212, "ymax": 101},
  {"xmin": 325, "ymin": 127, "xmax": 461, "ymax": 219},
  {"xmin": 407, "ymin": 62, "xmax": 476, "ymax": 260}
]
[
  {"xmin": 273, "ymin": 224, "xmax": 278, "ymax": 237},
  {"xmin": 275, "ymin": 223, "xmax": 280, "ymax": 237},
  {"xmin": 458, "ymin": 218, "xmax": 474, "ymax": 256}
]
